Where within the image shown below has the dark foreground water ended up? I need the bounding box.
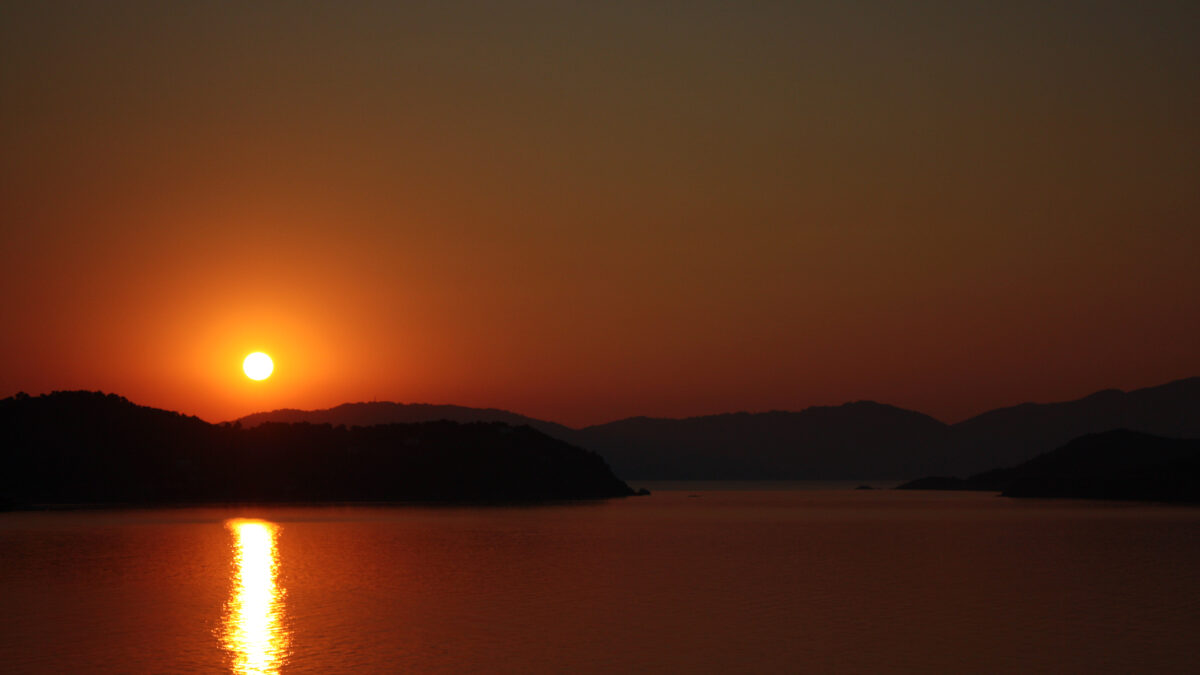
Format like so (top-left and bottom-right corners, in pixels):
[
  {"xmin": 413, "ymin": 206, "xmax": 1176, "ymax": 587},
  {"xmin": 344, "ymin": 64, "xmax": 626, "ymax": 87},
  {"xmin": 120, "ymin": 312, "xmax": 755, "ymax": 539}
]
[{"xmin": 2, "ymin": 488, "xmax": 1199, "ymax": 673}]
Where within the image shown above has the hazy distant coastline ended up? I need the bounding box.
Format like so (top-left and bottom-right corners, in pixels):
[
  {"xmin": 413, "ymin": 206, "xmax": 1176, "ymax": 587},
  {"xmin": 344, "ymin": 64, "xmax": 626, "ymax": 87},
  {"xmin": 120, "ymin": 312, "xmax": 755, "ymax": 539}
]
[
  {"xmin": 4, "ymin": 377, "xmax": 1197, "ymax": 508},
  {"xmin": 233, "ymin": 377, "xmax": 1200, "ymax": 481}
]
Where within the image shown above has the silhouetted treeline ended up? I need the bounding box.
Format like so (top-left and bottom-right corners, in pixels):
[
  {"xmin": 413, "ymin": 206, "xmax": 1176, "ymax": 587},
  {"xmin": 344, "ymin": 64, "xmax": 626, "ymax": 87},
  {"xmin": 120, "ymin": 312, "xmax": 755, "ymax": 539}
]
[
  {"xmin": 898, "ymin": 430, "xmax": 1200, "ymax": 503},
  {"xmin": 0, "ymin": 391, "xmax": 634, "ymax": 507}
]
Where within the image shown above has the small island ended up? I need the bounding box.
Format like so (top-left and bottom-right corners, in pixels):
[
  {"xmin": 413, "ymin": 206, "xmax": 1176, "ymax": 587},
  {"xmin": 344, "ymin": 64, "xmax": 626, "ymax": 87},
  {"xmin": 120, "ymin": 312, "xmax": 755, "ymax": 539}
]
[{"xmin": 0, "ymin": 391, "xmax": 635, "ymax": 507}]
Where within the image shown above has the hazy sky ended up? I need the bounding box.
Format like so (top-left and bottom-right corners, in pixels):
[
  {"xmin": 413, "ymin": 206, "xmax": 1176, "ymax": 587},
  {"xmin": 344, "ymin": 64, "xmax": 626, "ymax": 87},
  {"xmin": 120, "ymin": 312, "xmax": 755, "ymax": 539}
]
[{"xmin": 2, "ymin": 1, "xmax": 1198, "ymax": 426}]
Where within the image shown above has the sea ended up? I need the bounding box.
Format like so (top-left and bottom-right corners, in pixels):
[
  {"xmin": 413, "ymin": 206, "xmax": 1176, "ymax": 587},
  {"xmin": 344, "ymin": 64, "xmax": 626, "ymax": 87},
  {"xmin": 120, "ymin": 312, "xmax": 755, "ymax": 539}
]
[{"xmin": 2, "ymin": 485, "xmax": 1199, "ymax": 673}]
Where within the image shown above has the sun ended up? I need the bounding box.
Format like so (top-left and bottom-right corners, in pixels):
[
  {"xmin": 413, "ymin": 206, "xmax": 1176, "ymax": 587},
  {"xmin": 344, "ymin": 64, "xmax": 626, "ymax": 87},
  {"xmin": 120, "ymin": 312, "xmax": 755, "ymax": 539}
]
[{"xmin": 243, "ymin": 352, "xmax": 274, "ymax": 381}]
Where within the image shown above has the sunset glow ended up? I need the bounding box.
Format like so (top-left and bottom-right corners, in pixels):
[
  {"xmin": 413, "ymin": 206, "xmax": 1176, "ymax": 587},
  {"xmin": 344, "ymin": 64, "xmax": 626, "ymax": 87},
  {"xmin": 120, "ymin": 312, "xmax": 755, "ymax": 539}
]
[
  {"xmin": 2, "ymin": 3, "xmax": 1200, "ymax": 673},
  {"xmin": 0, "ymin": 2, "xmax": 1196, "ymax": 428}
]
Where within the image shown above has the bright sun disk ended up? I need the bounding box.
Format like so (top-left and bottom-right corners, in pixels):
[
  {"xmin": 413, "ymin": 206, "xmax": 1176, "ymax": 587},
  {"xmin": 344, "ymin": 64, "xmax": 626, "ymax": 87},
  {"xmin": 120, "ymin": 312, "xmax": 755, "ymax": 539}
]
[{"xmin": 243, "ymin": 352, "xmax": 274, "ymax": 380}]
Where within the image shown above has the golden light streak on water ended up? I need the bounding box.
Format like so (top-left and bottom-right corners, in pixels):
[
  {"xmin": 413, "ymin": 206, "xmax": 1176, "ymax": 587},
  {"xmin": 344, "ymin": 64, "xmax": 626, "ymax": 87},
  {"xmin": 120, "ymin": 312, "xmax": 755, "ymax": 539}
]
[{"xmin": 222, "ymin": 519, "xmax": 290, "ymax": 675}]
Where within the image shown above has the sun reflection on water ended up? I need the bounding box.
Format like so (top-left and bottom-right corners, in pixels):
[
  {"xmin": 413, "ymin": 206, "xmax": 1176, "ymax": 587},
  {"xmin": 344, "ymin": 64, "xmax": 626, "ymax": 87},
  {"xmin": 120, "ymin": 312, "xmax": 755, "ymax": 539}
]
[{"xmin": 223, "ymin": 519, "xmax": 290, "ymax": 675}]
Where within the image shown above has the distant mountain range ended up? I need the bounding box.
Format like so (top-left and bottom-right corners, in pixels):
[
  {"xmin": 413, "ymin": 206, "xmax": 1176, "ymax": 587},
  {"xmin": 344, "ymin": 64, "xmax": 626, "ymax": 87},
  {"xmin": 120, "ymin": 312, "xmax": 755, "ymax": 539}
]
[
  {"xmin": 234, "ymin": 377, "xmax": 1200, "ymax": 480},
  {"xmin": 236, "ymin": 402, "xmax": 575, "ymax": 439},
  {"xmin": 0, "ymin": 391, "xmax": 633, "ymax": 507}
]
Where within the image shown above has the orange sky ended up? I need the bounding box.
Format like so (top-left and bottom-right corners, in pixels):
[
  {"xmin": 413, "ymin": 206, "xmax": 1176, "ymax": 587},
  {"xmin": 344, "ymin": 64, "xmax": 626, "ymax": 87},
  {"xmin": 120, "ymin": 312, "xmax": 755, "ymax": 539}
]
[{"xmin": 2, "ymin": 1, "xmax": 1198, "ymax": 427}]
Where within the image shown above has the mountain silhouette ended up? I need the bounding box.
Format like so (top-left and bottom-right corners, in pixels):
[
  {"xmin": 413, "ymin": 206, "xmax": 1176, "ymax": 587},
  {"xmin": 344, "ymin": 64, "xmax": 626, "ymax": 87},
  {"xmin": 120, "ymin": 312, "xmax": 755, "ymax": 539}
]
[
  {"xmin": 899, "ymin": 430, "xmax": 1200, "ymax": 503},
  {"xmin": 950, "ymin": 376, "xmax": 1200, "ymax": 470},
  {"xmin": 0, "ymin": 391, "xmax": 633, "ymax": 507},
  {"xmin": 237, "ymin": 401, "xmax": 575, "ymax": 439},
  {"xmin": 234, "ymin": 377, "xmax": 1200, "ymax": 480},
  {"xmin": 570, "ymin": 403, "xmax": 955, "ymax": 479}
]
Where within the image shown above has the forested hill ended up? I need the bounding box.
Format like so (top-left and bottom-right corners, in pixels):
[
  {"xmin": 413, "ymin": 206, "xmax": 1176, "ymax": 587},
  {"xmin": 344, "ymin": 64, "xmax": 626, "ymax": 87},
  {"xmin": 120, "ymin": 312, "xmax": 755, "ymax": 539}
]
[{"xmin": 0, "ymin": 391, "xmax": 633, "ymax": 507}]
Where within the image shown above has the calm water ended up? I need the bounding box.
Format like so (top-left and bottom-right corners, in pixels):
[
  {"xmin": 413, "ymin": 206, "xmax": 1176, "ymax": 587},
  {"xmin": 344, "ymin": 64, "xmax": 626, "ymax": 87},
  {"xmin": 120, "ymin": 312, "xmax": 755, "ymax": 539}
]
[{"xmin": 2, "ymin": 489, "xmax": 1199, "ymax": 673}]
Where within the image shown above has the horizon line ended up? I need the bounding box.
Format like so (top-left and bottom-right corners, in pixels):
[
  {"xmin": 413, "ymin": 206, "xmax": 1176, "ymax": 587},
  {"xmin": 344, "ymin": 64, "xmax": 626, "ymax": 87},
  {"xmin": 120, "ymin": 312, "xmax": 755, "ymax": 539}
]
[{"xmin": 12, "ymin": 375, "xmax": 1194, "ymax": 432}]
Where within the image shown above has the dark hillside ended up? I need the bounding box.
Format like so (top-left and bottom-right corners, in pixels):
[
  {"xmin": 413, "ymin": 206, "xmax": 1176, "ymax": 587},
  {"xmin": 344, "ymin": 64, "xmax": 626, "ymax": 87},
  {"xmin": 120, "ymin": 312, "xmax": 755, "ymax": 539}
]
[
  {"xmin": 899, "ymin": 430, "xmax": 1200, "ymax": 503},
  {"xmin": 0, "ymin": 391, "xmax": 633, "ymax": 506}
]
